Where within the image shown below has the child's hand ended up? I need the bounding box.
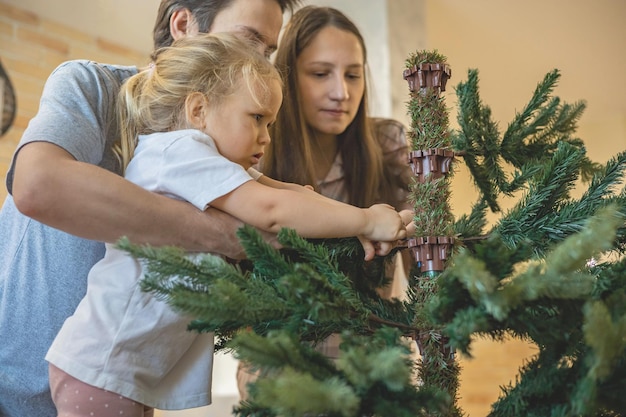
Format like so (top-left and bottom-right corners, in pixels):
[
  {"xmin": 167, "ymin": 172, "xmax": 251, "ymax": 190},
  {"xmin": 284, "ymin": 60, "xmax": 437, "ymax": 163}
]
[
  {"xmin": 398, "ymin": 209, "xmax": 416, "ymax": 237},
  {"xmin": 355, "ymin": 206, "xmax": 414, "ymax": 260},
  {"xmin": 363, "ymin": 204, "xmax": 407, "ymax": 242},
  {"xmin": 356, "ymin": 236, "xmax": 403, "ymax": 261}
]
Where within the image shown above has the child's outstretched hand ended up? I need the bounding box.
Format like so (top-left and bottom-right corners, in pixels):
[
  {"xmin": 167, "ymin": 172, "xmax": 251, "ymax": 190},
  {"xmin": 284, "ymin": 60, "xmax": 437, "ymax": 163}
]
[
  {"xmin": 357, "ymin": 237, "xmax": 394, "ymax": 260},
  {"xmin": 364, "ymin": 204, "xmax": 407, "ymax": 241},
  {"xmin": 356, "ymin": 204, "xmax": 407, "ymax": 260},
  {"xmin": 398, "ymin": 209, "xmax": 416, "ymax": 237}
]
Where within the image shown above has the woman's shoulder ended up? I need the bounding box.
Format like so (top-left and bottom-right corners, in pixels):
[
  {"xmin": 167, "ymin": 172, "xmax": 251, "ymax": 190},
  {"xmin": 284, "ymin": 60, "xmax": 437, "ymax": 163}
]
[
  {"xmin": 368, "ymin": 117, "xmax": 408, "ymax": 151},
  {"xmin": 369, "ymin": 117, "xmax": 405, "ymax": 131}
]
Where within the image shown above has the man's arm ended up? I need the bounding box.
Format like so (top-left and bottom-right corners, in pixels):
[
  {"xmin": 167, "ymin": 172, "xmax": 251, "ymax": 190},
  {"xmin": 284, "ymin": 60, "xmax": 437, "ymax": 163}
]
[{"xmin": 12, "ymin": 142, "xmax": 268, "ymax": 258}]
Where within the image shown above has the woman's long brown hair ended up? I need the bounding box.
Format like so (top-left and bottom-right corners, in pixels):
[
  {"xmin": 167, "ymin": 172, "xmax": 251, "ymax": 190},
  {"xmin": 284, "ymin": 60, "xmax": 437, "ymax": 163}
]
[{"xmin": 262, "ymin": 6, "xmax": 395, "ymax": 208}]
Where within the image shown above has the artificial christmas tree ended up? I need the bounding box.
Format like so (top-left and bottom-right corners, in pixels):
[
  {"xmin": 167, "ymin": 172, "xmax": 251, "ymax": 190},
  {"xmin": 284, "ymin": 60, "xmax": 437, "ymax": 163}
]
[
  {"xmin": 402, "ymin": 50, "xmax": 462, "ymax": 417},
  {"xmin": 121, "ymin": 50, "xmax": 626, "ymax": 416}
]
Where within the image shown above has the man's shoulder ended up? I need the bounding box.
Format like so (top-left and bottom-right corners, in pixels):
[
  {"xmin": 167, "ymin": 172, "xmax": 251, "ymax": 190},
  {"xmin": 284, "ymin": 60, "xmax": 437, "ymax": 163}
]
[{"xmin": 49, "ymin": 59, "xmax": 138, "ymax": 88}]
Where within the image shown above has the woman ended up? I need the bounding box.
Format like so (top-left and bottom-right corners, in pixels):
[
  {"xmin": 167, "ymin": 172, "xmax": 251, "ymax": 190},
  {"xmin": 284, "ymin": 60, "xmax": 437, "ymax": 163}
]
[
  {"xmin": 267, "ymin": 0, "xmax": 414, "ymax": 315},
  {"xmin": 263, "ymin": 5, "xmax": 414, "ymax": 301},
  {"xmin": 237, "ymin": 5, "xmax": 415, "ymax": 398},
  {"xmin": 263, "ymin": 6, "xmax": 412, "ymax": 214}
]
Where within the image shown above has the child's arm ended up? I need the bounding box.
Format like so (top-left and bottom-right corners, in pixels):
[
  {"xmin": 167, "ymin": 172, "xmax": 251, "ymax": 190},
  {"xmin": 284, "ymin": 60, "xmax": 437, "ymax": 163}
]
[
  {"xmin": 257, "ymin": 175, "xmax": 316, "ymax": 195},
  {"xmin": 257, "ymin": 175, "xmax": 356, "ymax": 211},
  {"xmin": 257, "ymin": 176, "xmax": 416, "ymax": 236},
  {"xmin": 210, "ymin": 180, "xmax": 406, "ymax": 243},
  {"xmin": 256, "ymin": 175, "xmax": 412, "ymax": 259}
]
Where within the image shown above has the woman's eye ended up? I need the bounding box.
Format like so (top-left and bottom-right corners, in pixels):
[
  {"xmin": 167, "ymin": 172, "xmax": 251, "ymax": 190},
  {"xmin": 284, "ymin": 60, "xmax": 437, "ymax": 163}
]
[{"xmin": 253, "ymin": 114, "xmax": 263, "ymax": 122}]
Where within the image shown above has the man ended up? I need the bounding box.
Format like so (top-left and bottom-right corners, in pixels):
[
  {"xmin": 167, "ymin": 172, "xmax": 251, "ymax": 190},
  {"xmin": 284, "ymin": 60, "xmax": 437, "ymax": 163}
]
[{"xmin": 0, "ymin": 1, "xmax": 298, "ymax": 415}]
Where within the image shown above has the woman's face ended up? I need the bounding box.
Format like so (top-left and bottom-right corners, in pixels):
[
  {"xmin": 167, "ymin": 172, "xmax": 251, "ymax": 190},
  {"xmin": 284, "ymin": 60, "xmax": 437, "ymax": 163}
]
[{"xmin": 296, "ymin": 26, "xmax": 365, "ymax": 140}]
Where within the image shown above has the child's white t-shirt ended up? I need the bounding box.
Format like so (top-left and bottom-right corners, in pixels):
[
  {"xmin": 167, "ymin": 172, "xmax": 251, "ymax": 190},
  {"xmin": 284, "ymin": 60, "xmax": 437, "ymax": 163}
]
[{"xmin": 46, "ymin": 129, "xmax": 259, "ymax": 409}]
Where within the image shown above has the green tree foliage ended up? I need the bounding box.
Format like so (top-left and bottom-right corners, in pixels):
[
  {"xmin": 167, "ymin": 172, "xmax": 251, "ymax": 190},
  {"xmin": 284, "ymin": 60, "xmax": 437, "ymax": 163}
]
[{"xmin": 120, "ymin": 64, "xmax": 626, "ymax": 416}]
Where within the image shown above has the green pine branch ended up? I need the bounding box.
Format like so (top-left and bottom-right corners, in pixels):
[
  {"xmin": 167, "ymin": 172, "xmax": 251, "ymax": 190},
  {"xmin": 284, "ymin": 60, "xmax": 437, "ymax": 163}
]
[
  {"xmin": 405, "ymin": 49, "xmax": 448, "ymax": 68},
  {"xmin": 112, "ymin": 63, "xmax": 626, "ymax": 416},
  {"xmin": 121, "ymin": 227, "xmax": 419, "ymax": 348},
  {"xmin": 494, "ymin": 149, "xmax": 626, "ymax": 256},
  {"xmin": 428, "ymin": 206, "xmax": 626, "ymax": 415},
  {"xmin": 452, "ymin": 68, "xmax": 600, "ymax": 216},
  {"xmin": 233, "ymin": 328, "xmax": 449, "ymax": 417}
]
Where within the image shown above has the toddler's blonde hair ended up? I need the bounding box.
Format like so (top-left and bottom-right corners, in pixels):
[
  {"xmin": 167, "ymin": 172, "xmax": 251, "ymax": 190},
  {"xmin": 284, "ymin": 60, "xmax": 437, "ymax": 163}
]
[{"xmin": 115, "ymin": 33, "xmax": 282, "ymax": 172}]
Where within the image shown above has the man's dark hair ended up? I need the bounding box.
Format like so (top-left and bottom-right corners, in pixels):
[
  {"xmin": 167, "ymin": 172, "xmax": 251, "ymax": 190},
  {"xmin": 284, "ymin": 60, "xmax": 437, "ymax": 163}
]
[{"xmin": 153, "ymin": 0, "xmax": 300, "ymax": 52}]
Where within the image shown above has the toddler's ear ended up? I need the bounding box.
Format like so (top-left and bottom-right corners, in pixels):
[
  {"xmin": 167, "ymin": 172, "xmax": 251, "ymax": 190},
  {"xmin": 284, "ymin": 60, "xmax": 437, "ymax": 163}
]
[{"xmin": 184, "ymin": 92, "xmax": 208, "ymax": 130}]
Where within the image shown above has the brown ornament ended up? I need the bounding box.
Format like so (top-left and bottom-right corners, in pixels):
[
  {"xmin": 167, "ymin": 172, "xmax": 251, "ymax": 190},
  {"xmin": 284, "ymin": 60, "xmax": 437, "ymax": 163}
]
[
  {"xmin": 409, "ymin": 149, "xmax": 455, "ymax": 183},
  {"xmin": 407, "ymin": 236, "xmax": 455, "ymax": 273},
  {"xmin": 403, "ymin": 62, "xmax": 452, "ymax": 94}
]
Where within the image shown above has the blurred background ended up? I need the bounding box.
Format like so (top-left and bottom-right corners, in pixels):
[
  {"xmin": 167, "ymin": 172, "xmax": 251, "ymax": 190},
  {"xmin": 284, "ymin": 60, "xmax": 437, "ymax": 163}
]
[{"xmin": 1, "ymin": 0, "xmax": 624, "ymax": 415}]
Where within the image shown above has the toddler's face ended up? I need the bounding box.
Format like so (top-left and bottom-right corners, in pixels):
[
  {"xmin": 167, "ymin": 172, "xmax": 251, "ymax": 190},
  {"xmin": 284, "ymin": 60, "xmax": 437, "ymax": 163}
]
[{"xmin": 202, "ymin": 78, "xmax": 282, "ymax": 169}]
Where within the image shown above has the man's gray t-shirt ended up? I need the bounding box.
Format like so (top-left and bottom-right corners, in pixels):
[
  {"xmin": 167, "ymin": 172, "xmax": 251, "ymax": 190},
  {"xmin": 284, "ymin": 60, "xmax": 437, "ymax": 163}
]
[{"xmin": 0, "ymin": 60, "xmax": 138, "ymax": 416}]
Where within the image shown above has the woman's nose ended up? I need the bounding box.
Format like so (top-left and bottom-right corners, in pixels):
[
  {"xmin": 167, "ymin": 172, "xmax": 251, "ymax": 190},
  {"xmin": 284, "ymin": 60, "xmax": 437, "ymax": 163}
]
[{"xmin": 329, "ymin": 77, "xmax": 349, "ymax": 101}]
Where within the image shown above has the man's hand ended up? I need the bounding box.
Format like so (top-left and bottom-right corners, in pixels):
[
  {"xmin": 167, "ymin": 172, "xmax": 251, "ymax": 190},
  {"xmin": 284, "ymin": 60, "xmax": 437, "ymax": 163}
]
[{"xmin": 204, "ymin": 208, "xmax": 280, "ymax": 260}]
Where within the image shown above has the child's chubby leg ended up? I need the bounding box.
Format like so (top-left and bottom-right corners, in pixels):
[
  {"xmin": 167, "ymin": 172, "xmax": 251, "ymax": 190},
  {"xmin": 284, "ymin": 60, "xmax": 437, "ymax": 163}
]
[{"xmin": 49, "ymin": 364, "xmax": 154, "ymax": 417}]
